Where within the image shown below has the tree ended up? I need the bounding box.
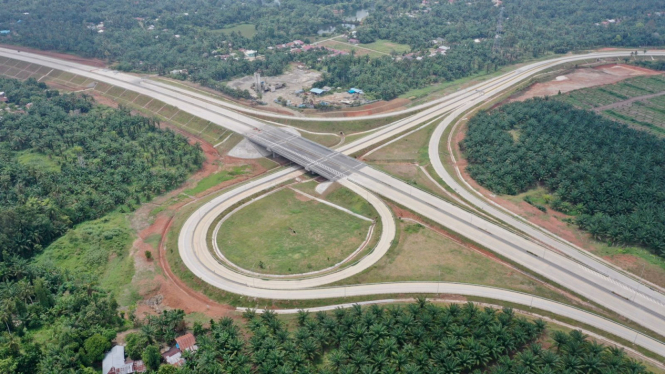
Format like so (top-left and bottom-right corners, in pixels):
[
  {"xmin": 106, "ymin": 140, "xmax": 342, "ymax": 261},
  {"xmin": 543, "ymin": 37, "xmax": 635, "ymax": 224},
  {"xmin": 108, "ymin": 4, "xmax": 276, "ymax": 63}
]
[
  {"xmin": 158, "ymin": 365, "xmax": 179, "ymax": 374},
  {"xmin": 82, "ymin": 334, "xmax": 111, "ymax": 365},
  {"xmin": 142, "ymin": 345, "xmax": 161, "ymax": 371},
  {"xmin": 125, "ymin": 333, "xmax": 150, "ymax": 360}
]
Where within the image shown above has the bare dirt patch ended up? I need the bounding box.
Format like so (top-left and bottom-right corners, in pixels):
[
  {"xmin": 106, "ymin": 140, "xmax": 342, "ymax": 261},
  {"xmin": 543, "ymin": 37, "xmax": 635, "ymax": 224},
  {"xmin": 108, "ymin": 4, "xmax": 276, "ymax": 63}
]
[
  {"xmin": 88, "ymin": 91, "xmax": 119, "ymax": 108},
  {"xmin": 511, "ymin": 64, "xmax": 662, "ymax": 102},
  {"xmin": 227, "ymin": 64, "xmax": 321, "ymax": 114},
  {"xmin": 0, "ymin": 43, "xmax": 106, "ymax": 68}
]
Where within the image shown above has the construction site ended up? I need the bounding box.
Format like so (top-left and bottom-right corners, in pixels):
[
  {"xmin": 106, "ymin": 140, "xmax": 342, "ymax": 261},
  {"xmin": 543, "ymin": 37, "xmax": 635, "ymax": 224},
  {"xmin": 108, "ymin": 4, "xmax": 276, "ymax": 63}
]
[{"xmin": 226, "ymin": 64, "xmax": 375, "ymax": 115}]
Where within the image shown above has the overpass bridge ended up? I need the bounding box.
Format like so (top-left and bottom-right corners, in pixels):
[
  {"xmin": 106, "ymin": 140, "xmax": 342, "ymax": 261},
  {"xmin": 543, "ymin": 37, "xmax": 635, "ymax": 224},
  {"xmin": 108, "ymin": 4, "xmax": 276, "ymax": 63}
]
[{"xmin": 246, "ymin": 126, "xmax": 365, "ymax": 181}]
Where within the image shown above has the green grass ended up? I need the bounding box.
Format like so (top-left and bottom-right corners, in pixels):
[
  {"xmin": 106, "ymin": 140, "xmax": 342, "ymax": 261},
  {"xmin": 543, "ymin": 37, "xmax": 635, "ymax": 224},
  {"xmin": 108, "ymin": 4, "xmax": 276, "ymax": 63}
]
[
  {"xmin": 34, "ymin": 212, "xmax": 138, "ymax": 306},
  {"xmin": 16, "ymin": 151, "xmax": 61, "ymax": 172},
  {"xmin": 217, "ymin": 23, "xmax": 257, "ymax": 38},
  {"xmin": 217, "ymin": 188, "xmax": 372, "ymax": 275},
  {"xmin": 335, "ymin": 221, "xmax": 569, "ymax": 303},
  {"xmin": 360, "ymin": 39, "xmax": 411, "ymax": 54},
  {"xmin": 255, "ymin": 111, "xmax": 413, "ymax": 134},
  {"xmin": 184, "ymin": 166, "xmax": 248, "ymax": 196},
  {"xmin": 325, "ymin": 185, "xmax": 376, "ymax": 218}
]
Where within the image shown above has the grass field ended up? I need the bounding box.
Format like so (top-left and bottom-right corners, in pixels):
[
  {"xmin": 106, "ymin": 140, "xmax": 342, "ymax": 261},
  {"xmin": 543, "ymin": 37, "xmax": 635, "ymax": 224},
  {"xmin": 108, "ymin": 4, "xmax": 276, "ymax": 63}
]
[
  {"xmin": 257, "ymin": 111, "xmax": 413, "ymax": 134},
  {"xmin": 216, "ymin": 187, "xmax": 373, "ymax": 275},
  {"xmin": 184, "ymin": 166, "xmax": 248, "ymax": 196},
  {"xmin": 361, "ymin": 39, "xmax": 411, "ymax": 54},
  {"xmin": 16, "ymin": 150, "xmax": 61, "ymax": 172},
  {"xmin": 364, "ymin": 124, "xmax": 431, "ymax": 164},
  {"xmin": 217, "ymin": 23, "xmax": 257, "ymax": 38},
  {"xmin": 335, "ymin": 221, "xmax": 570, "ymax": 303},
  {"xmin": 34, "ymin": 213, "xmax": 139, "ymax": 307}
]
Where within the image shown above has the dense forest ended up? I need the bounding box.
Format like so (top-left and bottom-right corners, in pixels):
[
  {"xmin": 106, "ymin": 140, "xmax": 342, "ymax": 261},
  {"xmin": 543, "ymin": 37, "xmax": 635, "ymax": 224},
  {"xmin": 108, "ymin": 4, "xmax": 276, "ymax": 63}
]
[
  {"xmin": 0, "ymin": 256, "xmax": 123, "ymax": 373},
  {"xmin": 1, "ymin": 0, "xmax": 663, "ymax": 99},
  {"xmin": 0, "ymin": 77, "xmax": 204, "ymax": 372},
  {"xmin": 0, "ymin": 77, "xmax": 204, "ymax": 260},
  {"xmin": 463, "ymin": 99, "xmax": 665, "ymax": 256},
  {"xmin": 179, "ymin": 300, "xmax": 650, "ymax": 373}
]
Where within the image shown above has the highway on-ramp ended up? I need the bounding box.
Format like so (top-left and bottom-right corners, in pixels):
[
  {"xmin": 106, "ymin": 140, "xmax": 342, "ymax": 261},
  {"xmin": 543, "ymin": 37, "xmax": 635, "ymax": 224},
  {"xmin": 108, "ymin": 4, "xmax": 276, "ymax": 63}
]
[{"xmin": 2, "ymin": 48, "xmax": 665, "ymax": 356}]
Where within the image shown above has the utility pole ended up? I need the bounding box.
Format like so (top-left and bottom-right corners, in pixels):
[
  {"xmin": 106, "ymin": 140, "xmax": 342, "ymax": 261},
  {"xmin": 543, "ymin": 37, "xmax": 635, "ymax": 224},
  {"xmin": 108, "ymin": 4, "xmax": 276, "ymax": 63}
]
[{"xmin": 492, "ymin": 7, "xmax": 504, "ymax": 56}]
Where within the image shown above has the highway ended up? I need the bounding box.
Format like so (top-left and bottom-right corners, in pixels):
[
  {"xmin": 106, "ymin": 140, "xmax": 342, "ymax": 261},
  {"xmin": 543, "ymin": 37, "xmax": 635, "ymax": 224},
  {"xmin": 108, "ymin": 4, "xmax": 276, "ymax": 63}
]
[{"xmin": 2, "ymin": 47, "xmax": 665, "ymax": 356}]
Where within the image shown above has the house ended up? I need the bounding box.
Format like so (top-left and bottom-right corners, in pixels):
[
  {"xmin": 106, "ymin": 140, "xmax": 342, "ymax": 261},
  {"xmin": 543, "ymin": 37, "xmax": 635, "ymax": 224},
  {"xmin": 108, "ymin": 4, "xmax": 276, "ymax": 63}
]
[
  {"xmin": 293, "ymin": 40, "xmax": 305, "ymax": 46},
  {"xmin": 162, "ymin": 347, "xmax": 185, "ymax": 367},
  {"xmin": 0, "ymin": 30, "xmax": 10, "ymax": 35},
  {"xmin": 103, "ymin": 346, "xmax": 132, "ymax": 374},
  {"xmin": 348, "ymin": 38, "xmax": 360, "ymax": 44},
  {"xmin": 474, "ymin": 38, "xmax": 481, "ymax": 43},
  {"xmin": 170, "ymin": 69, "xmax": 187, "ymax": 75},
  {"xmin": 175, "ymin": 333, "xmax": 198, "ymax": 352},
  {"xmin": 244, "ymin": 50, "xmax": 257, "ymax": 58},
  {"xmin": 129, "ymin": 360, "xmax": 146, "ymax": 373},
  {"xmin": 348, "ymin": 88, "xmax": 364, "ymax": 94},
  {"xmin": 102, "ymin": 346, "xmax": 146, "ymax": 374},
  {"xmin": 437, "ymin": 45, "xmax": 450, "ymax": 51},
  {"xmin": 310, "ymin": 88, "xmax": 324, "ymax": 95}
]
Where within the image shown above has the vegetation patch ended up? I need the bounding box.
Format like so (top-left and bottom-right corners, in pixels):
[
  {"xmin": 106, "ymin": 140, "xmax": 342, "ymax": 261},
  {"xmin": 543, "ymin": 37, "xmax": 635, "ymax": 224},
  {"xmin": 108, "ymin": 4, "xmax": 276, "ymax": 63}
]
[
  {"xmin": 463, "ymin": 98, "xmax": 665, "ymax": 258},
  {"xmin": 16, "ymin": 150, "xmax": 61, "ymax": 173},
  {"xmin": 217, "ymin": 23, "xmax": 257, "ymax": 38},
  {"xmin": 184, "ymin": 166, "xmax": 249, "ymax": 196},
  {"xmin": 179, "ymin": 300, "xmax": 652, "ymax": 374},
  {"xmin": 217, "ymin": 187, "xmax": 372, "ymax": 274},
  {"xmin": 35, "ymin": 213, "xmax": 137, "ymax": 304},
  {"xmin": 361, "ymin": 39, "xmax": 411, "ymax": 54},
  {"xmin": 338, "ymin": 221, "xmax": 567, "ymax": 302}
]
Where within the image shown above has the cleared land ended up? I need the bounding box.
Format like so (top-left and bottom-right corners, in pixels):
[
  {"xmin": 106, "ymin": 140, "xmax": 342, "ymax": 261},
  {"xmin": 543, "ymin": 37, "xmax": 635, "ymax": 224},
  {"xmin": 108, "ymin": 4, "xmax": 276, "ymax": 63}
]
[
  {"xmin": 216, "ymin": 23, "xmax": 257, "ymax": 38},
  {"xmin": 34, "ymin": 213, "xmax": 138, "ymax": 307},
  {"xmin": 216, "ymin": 187, "xmax": 373, "ymax": 275},
  {"xmin": 554, "ymin": 74, "xmax": 665, "ymax": 134},
  {"xmin": 325, "ymin": 38, "xmax": 410, "ymax": 58}
]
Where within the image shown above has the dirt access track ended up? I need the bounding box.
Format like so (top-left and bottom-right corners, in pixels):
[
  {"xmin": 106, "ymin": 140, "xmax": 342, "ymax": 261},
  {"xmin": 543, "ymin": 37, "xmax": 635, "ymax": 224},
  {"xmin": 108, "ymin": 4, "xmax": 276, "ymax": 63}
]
[{"xmin": 511, "ymin": 63, "xmax": 662, "ymax": 102}]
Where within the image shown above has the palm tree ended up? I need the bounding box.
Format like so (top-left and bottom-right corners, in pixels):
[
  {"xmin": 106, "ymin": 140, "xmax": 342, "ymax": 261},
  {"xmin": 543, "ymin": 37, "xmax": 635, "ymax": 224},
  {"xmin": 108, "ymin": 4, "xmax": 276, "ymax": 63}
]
[
  {"xmin": 327, "ymin": 349, "xmax": 345, "ymax": 370},
  {"xmin": 296, "ymin": 310, "xmax": 309, "ymax": 327},
  {"xmin": 551, "ymin": 330, "xmax": 569, "ymax": 352}
]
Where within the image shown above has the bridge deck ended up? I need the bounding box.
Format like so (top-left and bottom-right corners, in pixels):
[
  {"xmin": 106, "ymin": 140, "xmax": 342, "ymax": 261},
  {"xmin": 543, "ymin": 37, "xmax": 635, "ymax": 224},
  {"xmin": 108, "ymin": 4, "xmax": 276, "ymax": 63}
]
[{"xmin": 246, "ymin": 127, "xmax": 364, "ymax": 181}]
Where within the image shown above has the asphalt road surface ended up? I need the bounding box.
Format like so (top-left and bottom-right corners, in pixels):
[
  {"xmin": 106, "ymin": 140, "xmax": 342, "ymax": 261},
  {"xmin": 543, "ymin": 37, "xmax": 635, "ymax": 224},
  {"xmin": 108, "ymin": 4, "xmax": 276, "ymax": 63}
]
[{"xmin": 3, "ymin": 47, "xmax": 665, "ymax": 355}]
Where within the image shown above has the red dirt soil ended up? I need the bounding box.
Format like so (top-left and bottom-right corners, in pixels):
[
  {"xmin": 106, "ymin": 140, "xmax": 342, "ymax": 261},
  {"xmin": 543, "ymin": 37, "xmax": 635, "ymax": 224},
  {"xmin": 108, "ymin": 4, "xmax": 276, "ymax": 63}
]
[
  {"xmin": 0, "ymin": 43, "xmax": 107, "ymax": 68},
  {"xmin": 133, "ymin": 125, "xmax": 275, "ymax": 318},
  {"xmin": 510, "ymin": 64, "xmax": 663, "ymax": 102}
]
